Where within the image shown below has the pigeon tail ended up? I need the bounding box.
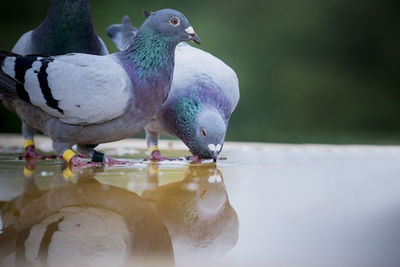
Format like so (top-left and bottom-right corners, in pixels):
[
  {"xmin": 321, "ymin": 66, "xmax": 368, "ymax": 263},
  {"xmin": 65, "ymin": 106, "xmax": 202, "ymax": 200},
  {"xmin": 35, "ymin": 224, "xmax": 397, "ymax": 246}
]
[{"xmin": 0, "ymin": 72, "xmax": 17, "ymax": 97}]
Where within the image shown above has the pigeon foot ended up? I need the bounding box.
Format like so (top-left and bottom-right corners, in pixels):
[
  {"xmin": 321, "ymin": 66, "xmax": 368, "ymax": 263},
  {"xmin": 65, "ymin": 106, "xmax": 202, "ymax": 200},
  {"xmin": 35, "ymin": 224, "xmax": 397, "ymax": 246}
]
[
  {"xmin": 104, "ymin": 156, "xmax": 130, "ymax": 165},
  {"xmin": 70, "ymin": 156, "xmax": 103, "ymax": 167},
  {"xmin": 20, "ymin": 146, "xmax": 60, "ymax": 160},
  {"xmin": 69, "ymin": 156, "xmax": 129, "ymax": 166}
]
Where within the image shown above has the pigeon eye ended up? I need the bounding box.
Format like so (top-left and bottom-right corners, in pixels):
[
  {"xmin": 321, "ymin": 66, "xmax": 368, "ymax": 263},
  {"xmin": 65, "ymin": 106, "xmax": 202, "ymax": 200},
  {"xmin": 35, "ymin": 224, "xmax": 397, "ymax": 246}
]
[
  {"xmin": 201, "ymin": 129, "xmax": 207, "ymax": 137},
  {"xmin": 170, "ymin": 16, "xmax": 180, "ymax": 26}
]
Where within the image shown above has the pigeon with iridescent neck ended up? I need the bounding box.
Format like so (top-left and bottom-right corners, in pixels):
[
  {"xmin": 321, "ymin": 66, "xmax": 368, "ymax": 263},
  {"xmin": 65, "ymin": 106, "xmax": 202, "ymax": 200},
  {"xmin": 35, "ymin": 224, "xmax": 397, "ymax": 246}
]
[
  {"xmin": 0, "ymin": 9, "xmax": 200, "ymax": 166},
  {"xmin": 107, "ymin": 15, "xmax": 239, "ymax": 162},
  {"xmin": 1, "ymin": 0, "xmax": 109, "ymax": 160}
]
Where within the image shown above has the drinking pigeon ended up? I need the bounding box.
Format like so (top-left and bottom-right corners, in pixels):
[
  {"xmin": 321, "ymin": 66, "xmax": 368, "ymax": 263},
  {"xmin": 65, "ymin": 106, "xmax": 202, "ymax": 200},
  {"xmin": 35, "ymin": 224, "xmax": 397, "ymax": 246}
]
[{"xmin": 107, "ymin": 14, "xmax": 239, "ymax": 162}]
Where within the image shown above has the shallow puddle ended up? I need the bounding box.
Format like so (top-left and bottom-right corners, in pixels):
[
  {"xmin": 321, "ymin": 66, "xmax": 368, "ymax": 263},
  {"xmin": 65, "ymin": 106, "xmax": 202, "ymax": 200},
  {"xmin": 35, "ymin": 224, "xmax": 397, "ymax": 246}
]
[{"xmin": 1, "ymin": 139, "xmax": 400, "ymax": 266}]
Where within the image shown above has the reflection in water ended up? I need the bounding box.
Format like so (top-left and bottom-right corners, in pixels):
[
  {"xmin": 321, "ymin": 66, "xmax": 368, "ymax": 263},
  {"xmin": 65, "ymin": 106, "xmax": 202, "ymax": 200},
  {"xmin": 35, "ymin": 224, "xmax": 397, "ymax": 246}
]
[
  {"xmin": 0, "ymin": 164, "xmax": 174, "ymax": 267},
  {"xmin": 0, "ymin": 162, "xmax": 239, "ymax": 266},
  {"xmin": 142, "ymin": 163, "xmax": 239, "ymax": 262}
]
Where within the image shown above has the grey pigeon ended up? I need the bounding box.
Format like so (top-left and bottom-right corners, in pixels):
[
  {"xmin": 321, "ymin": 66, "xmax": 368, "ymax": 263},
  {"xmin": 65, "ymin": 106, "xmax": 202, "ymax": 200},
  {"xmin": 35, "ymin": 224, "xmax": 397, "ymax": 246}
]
[
  {"xmin": 141, "ymin": 163, "xmax": 239, "ymax": 259},
  {"xmin": 0, "ymin": 9, "xmax": 200, "ymax": 165},
  {"xmin": 0, "ymin": 168, "xmax": 174, "ymax": 266},
  {"xmin": 107, "ymin": 15, "xmax": 239, "ymax": 162},
  {"xmin": 1, "ymin": 0, "xmax": 109, "ymax": 159}
]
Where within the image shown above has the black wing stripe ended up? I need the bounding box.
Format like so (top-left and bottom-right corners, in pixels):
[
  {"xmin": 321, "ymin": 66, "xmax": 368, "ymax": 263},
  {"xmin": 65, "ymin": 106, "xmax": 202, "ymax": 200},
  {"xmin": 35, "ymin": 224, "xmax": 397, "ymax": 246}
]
[
  {"xmin": 38, "ymin": 216, "xmax": 64, "ymax": 265},
  {"xmin": 38, "ymin": 58, "xmax": 64, "ymax": 114},
  {"xmin": 14, "ymin": 56, "xmax": 34, "ymax": 103},
  {"xmin": 15, "ymin": 227, "xmax": 32, "ymax": 266}
]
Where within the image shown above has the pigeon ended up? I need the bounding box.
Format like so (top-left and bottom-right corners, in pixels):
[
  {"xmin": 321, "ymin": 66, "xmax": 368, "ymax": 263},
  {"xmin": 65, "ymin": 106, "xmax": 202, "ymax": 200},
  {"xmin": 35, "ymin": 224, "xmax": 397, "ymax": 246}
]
[
  {"xmin": 1, "ymin": 0, "xmax": 109, "ymax": 160},
  {"xmin": 107, "ymin": 15, "xmax": 239, "ymax": 162},
  {"xmin": 0, "ymin": 167, "xmax": 174, "ymax": 266},
  {"xmin": 141, "ymin": 163, "xmax": 239, "ymax": 259},
  {"xmin": 0, "ymin": 9, "xmax": 200, "ymax": 165}
]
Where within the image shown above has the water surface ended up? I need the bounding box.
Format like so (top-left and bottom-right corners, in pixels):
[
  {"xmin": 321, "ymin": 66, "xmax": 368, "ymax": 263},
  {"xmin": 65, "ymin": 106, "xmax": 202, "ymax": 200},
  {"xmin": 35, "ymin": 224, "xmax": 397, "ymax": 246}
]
[{"xmin": 1, "ymin": 140, "xmax": 400, "ymax": 266}]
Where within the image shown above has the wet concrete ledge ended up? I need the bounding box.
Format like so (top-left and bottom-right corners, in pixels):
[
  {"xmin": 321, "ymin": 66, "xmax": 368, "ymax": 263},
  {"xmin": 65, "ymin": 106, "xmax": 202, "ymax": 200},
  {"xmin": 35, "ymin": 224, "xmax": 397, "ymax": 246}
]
[{"xmin": 0, "ymin": 133, "xmax": 400, "ymax": 154}]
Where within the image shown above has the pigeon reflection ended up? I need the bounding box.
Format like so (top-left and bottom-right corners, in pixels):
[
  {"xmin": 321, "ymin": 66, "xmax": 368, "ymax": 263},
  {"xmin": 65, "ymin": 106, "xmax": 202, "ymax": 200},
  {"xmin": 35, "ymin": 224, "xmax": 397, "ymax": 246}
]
[
  {"xmin": 0, "ymin": 164, "xmax": 174, "ymax": 267},
  {"xmin": 142, "ymin": 163, "xmax": 239, "ymax": 261}
]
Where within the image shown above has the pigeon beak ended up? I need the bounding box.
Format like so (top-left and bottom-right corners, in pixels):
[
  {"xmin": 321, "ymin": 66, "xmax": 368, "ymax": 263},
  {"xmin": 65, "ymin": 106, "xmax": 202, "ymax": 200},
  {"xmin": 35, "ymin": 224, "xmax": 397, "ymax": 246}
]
[
  {"xmin": 211, "ymin": 150, "xmax": 218, "ymax": 162},
  {"xmin": 185, "ymin": 26, "xmax": 201, "ymax": 44}
]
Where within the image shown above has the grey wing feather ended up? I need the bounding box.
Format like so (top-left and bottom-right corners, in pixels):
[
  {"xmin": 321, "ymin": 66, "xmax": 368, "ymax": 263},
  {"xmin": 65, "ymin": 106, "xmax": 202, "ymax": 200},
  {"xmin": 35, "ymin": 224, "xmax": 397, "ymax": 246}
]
[
  {"xmin": 107, "ymin": 15, "xmax": 138, "ymax": 51},
  {"xmin": 106, "ymin": 24, "xmax": 124, "ymax": 50}
]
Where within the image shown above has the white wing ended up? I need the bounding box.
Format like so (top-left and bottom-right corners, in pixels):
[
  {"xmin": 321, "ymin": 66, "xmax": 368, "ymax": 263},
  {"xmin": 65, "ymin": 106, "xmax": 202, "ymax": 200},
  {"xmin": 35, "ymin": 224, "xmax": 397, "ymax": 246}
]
[{"xmin": 5, "ymin": 53, "xmax": 133, "ymax": 125}]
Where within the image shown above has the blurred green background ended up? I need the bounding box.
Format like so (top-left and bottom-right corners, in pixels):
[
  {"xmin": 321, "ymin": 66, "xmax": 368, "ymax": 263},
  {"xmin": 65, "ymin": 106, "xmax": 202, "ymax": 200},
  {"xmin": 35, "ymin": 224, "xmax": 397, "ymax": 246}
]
[{"xmin": 0, "ymin": 0, "xmax": 399, "ymax": 144}]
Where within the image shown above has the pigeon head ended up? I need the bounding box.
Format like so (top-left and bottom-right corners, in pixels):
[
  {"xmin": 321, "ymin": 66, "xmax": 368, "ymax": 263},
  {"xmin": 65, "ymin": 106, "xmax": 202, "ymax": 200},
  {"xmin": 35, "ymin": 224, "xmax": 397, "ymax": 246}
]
[
  {"xmin": 168, "ymin": 107, "xmax": 226, "ymax": 161},
  {"xmin": 141, "ymin": 9, "xmax": 200, "ymax": 45},
  {"xmin": 191, "ymin": 110, "xmax": 226, "ymax": 161},
  {"xmin": 163, "ymin": 100, "xmax": 228, "ymax": 162},
  {"xmin": 162, "ymin": 83, "xmax": 231, "ymax": 161}
]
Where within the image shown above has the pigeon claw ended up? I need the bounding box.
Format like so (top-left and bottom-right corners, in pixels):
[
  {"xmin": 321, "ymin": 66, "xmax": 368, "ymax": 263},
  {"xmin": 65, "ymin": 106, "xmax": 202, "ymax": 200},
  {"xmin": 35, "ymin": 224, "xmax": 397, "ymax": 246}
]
[{"xmin": 104, "ymin": 156, "xmax": 128, "ymax": 165}]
